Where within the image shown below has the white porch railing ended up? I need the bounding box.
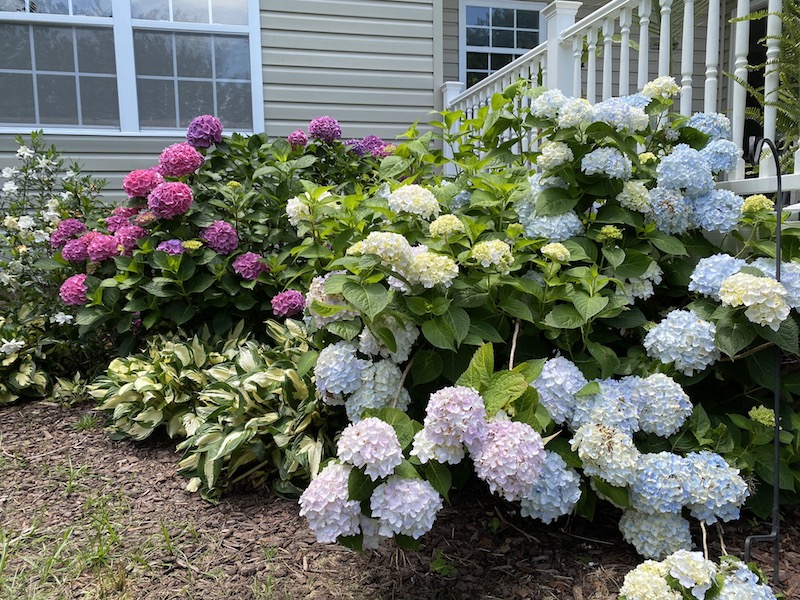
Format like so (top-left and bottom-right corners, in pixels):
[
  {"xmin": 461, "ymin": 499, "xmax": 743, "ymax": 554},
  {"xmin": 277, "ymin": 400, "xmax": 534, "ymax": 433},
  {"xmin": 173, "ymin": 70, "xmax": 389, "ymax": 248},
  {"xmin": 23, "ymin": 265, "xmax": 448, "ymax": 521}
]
[{"xmin": 442, "ymin": 0, "xmax": 797, "ymax": 194}]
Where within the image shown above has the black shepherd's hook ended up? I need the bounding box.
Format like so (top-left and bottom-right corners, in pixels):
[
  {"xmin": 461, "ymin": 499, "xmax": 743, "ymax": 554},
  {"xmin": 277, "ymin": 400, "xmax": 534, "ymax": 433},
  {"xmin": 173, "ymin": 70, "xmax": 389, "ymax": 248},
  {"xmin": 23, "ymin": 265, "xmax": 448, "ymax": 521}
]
[{"xmin": 742, "ymin": 136, "xmax": 782, "ymax": 585}]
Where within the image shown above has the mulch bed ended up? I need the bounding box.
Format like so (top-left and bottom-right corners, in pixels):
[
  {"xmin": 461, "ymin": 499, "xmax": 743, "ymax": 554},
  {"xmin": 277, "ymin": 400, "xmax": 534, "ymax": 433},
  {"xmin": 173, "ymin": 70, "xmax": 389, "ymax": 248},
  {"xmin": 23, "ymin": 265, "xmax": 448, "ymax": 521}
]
[{"xmin": 1, "ymin": 400, "xmax": 798, "ymax": 599}]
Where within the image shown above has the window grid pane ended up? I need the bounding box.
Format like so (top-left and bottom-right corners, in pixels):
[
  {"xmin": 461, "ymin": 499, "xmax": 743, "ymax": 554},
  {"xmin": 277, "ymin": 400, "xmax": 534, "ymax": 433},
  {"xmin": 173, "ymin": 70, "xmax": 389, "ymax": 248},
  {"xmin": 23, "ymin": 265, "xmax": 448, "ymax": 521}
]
[
  {"xmin": 134, "ymin": 30, "xmax": 252, "ymax": 130},
  {"xmin": 5, "ymin": 0, "xmax": 111, "ymax": 16},
  {"xmin": 0, "ymin": 23, "xmax": 118, "ymax": 127}
]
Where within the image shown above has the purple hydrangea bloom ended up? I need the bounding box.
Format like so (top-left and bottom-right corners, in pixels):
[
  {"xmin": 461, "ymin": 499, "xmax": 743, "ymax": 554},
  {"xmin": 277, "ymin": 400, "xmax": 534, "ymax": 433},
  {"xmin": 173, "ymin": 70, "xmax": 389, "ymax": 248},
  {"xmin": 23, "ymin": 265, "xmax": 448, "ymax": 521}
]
[
  {"xmin": 50, "ymin": 218, "xmax": 87, "ymax": 248},
  {"xmin": 287, "ymin": 129, "xmax": 308, "ymax": 150},
  {"xmin": 148, "ymin": 182, "xmax": 194, "ymax": 219},
  {"xmin": 345, "ymin": 138, "xmax": 366, "ymax": 156},
  {"xmin": 361, "ymin": 135, "xmax": 387, "ymax": 156},
  {"xmin": 104, "ymin": 214, "xmax": 130, "ymax": 233},
  {"xmin": 115, "ymin": 225, "xmax": 147, "ymax": 255},
  {"xmin": 370, "ymin": 476, "xmax": 443, "ymax": 539},
  {"xmin": 157, "ymin": 239, "xmax": 184, "ymax": 255},
  {"xmin": 201, "ymin": 220, "xmax": 239, "ymax": 254},
  {"xmin": 308, "ymin": 116, "xmax": 342, "ymax": 142},
  {"xmin": 185, "ymin": 114, "xmax": 223, "ymax": 148},
  {"xmin": 271, "ymin": 290, "xmax": 305, "ymax": 317},
  {"xmin": 232, "ymin": 252, "xmax": 269, "ymax": 280},
  {"xmin": 61, "ymin": 237, "xmax": 89, "ymax": 262}
]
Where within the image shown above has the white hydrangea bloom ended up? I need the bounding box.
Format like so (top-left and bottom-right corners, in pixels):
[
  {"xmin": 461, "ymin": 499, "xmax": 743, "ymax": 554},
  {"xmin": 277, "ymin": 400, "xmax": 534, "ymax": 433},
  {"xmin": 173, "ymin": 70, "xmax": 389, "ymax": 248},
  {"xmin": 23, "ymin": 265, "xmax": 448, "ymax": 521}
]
[
  {"xmin": 540, "ymin": 242, "xmax": 571, "ymax": 262},
  {"xmin": 314, "ymin": 341, "xmax": 370, "ymax": 396},
  {"xmin": 665, "ymin": 550, "xmax": 718, "ymax": 599},
  {"xmin": 719, "ymin": 272, "xmax": 790, "ymax": 331},
  {"xmin": 471, "ymin": 239, "xmax": 514, "ymax": 273},
  {"xmin": 631, "ymin": 374, "xmax": 693, "ymax": 437},
  {"xmin": 619, "ymin": 560, "xmax": 681, "ymax": 600},
  {"xmin": 370, "ymin": 476, "xmax": 443, "ymax": 539},
  {"xmin": 537, "ymin": 141, "xmax": 574, "ymax": 171},
  {"xmin": 337, "ymin": 417, "xmax": 403, "ymax": 481},
  {"xmin": 305, "ymin": 271, "xmax": 357, "ymax": 328},
  {"xmin": 409, "ymin": 251, "xmax": 459, "ymax": 288},
  {"xmin": 616, "ymin": 180, "xmax": 651, "ymax": 213},
  {"xmin": 571, "ymin": 423, "xmax": 639, "ymax": 486},
  {"xmin": 619, "ymin": 510, "xmax": 693, "ymax": 559},
  {"xmin": 429, "ymin": 214, "xmax": 465, "ymax": 237},
  {"xmin": 530, "ymin": 89, "xmax": 567, "ymax": 119},
  {"xmin": 387, "ymin": 185, "xmax": 440, "ymax": 220},
  {"xmin": 299, "ymin": 463, "xmax": 362, "ymax": 543},
  {"xmin": 352, "ymin": 231, "xmax": 413, "ymax": 272},
  {"xmin": 642, "ymin": 76, "xmax": 680, "ymax": 99},
  {"xmin": 556, "ymin": 97, "xmax": 594, "ymax": 129}
]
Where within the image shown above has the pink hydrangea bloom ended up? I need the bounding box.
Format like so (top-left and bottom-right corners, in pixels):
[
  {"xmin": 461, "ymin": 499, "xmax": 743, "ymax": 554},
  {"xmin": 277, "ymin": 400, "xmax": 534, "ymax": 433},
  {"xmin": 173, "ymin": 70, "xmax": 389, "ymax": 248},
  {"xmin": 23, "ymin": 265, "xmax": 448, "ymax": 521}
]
[
  {"xmin": 158, "ymin": 143, "xmax": 205, "ymax": 178},
  {"xmin": 288, "ymin": 129, "xmax": 308, "ymax": 150},
  {"xmin": 185, "ymin": 114, "xmax": 223, "ymax": 148},
  {"xmin": 59, "ymin": 273, "xmax": 88, "ymax": 305},
  {"xmin": 87, "ymin": 233, "xmax": 119, "ymax": 262},
  {"xmin": 115, "ymin": 225, "xmax": 148, "ymax": 255},
  {"xmin": 104, "ymin": 214, "xmax": 129, "ymax": 233},
  {"xmin": 308, "ymin": 116, "xmax": 342, "ymax": 142},
  {"xmin": 200, "ymin": 220, "xmax": 239, "ymax": 254},
  {"xmin": 271, "ymin": 290, "xmax": 305, "ymax": 317},
  {"xmin": 50, "ymin": 219, "xmax": 87, "ymax": 248},
  {"xmin": 112, "ymin": 206, "xmax": 142, "ymax": 219},
  {"xmin": 148, "ymin": 182, "xmax": 194, "ymax": 220},
  {"xmin": 232, "ymin": 252, "xmax": 268, "ymax": 280},
  {"xmin": 61, "ymin": 238, "xmax": 89, "ymax": 262},
  {"xmin": 122, "ymin": 169, "xmax": 164, "ymax": 198}
]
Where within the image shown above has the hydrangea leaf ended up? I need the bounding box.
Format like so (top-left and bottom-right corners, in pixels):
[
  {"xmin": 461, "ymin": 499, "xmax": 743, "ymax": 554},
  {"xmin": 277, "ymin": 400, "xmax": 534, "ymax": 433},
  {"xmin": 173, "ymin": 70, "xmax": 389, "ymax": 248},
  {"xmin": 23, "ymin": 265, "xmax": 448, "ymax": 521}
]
[
  {"xmin": 715, "ymin": 320, "xmax": 757, "ymax": 358},
  {"xmin": 648, "ymin": 230, "xmax": 688, "ymax": 256},
  {"xmin": 757, "ymin": 316, "xmax": 800, "ymax": 356},
  {"xmin": 342, "ymin": 282, "xmax": 388, "ymax": 321},
  {"xmin": 394, "ymin": 534, "xmax": 421, "ymax": 551},
  {"xmin": 533, "ymin": 187, "xmax": 578, "ymax": 217},
  {"xmin": 456, "ymin": 343, "xmax": 494, "ymax": 391},
  {"xmin": 543, "ymin": 305, "xmax": 584, "ymax": 329},
  {"xmin": 421, "ymin": 318, "xmax": 457, "ymax": 351},
  {"xmin": 379, "ymin": 155, "xmax": 413, "ymax": 179},
  {"xmin": 467, "ymin": 320, "xmax": 505, "ymax": 343},
  {"xmin": 326, "ymin": 319, "xmax": 362, "ymax": 341},
  {"xmin": 347, "ymin": 466, "xmax": 378, "ymax": 502},
  {"xmin": 411, "ymin": 350, "xmax": 443, "ymax": 385},
  {"xmin": 591, "ymin": 478, "xmax": 630, "ymax": 508},
  {"xmin": 394, "ymin": 459, "xmax": 422, "ymax": 480},
  {"xmin": 572, "ymin": 291, "xmax": 609, "ymax": 321},
  {"xmin": 612, "ymin": 251, "xmax": 652, "ymax": 279},
  {"xmin": 586, "ymin": 341, "xmax": 619, "ymax": 379},
  {"xmin": 483, "ymin": 371, "xmax": 529, "ymax": 418},
  {"xmin": 422, "ymin": 462, "xmax": 452, "ymax": 503}
]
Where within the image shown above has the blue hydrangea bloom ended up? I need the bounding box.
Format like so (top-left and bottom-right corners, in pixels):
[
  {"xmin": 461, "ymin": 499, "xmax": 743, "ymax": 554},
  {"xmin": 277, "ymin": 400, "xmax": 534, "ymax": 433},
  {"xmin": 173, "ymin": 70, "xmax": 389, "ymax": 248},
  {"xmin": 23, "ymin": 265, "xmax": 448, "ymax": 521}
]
[
  {"xmin": 570, "ymin": 377, "xmax": 640, "ymax": 434},
  {"xmin": 700, "ymin": 139, "xmax": 741, "ymax": 173},
  {"xmin": 644, "ymin": 309, "xmax": 720, "ymax": 375},
  {"xmin": 449, "ymin": 190, "xmax": 472, "ymax": 210},
  {"xmin": 656, "ymin": 144, "xmax": 714, "ymax": 197},
  {"xmin": 687, "ymin": 112, "xmax": 732, "ymax": 141},
  {"xmin": 592, "ymin": 97, "xmax": 649, "ymax": 131},
  {"xmin": 619, "ymin": 509, "xmax": 693, "ymax": 559},
  {"xmin": 631, "ymin": 374, "xmax": 693, "ymax": 437},
  {"xmin": 684, "ymin": 451, "xmax": 750, "ymax": 524},
  {"xmin": 520, "ymin": 211, "xmax": 584, "ymax": 242},
  {"xmin": 718, "ymin": 563, "xmax": 779, "ymax": 600},
  {"xmin": 530, "ymin": 89, "xmax": 568, "ymax": 119},
  {"xmin": 314, "ymin": 341, "xmax": 370, "ymax": 395},
  {"xmin": 648, "ymin": 187, "xmax": 693, "ymax": 234},
  {"xmin": 691, "ymin": 189, "xmax": 744, "ymax": 233},
  {"xmin": 520, "ymin": 450, "xmax": 582, "ymax": 524},
  {"xmin": 618, "ymin": 93, "xmax": 652, "ymax": 110},
  {"xmin": 581, "ymin": 147, "xmax": 633, "ymax": 180},
  {"xmin": 532, "ymin": 357, "xmax": 587, "ymax": 424},
  {"xmin": 630, "ymin": 452, "xmax": 689, "ymax": 514},
  {"xmin": 689, "ymin": 254, "xmax": 746, "ymax": 300}
]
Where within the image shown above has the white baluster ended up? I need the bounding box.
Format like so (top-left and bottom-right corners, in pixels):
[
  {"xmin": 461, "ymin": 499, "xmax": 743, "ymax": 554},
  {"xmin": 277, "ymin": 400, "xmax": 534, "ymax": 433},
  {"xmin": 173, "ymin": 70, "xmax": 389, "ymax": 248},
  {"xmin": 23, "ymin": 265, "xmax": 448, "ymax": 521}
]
[
  {"xmin": 587, "ymin": 28, "xmax": 598, "ymax": 103},
  {"xmin": 602, "ymin": 17, "xmax": 614, "ymax": 100},
  {"xmin": 619, "ymin": 7, "xmax": 632, "ymax": 96},
  {"xmin": 680, "ymin": 0, "xmax": 695, "ymax": 114},
  {"xmin": 658, "ymin": 0, "xmax": 673, "ymax": 76},
  {"xmin": 703, "ymin": 0, "xmax": 721, "ymax": 112},
  {"xmin": 543, "ymin": 1, "xmax": 581, "ymax": 96},
  {"xmin": 637, "ymin": 0, "xmax": 652, "ymax": 89},
  {"xmin": 572, "ymin": 36, "xmax": 582, "ymax": 96},
  {"xmin": 731, "ymin": 0, "xmax": 751, "ymax": 179},
  {"xmin": 762, "ymin": 0, "xmax": 782, "ymax": 177}
]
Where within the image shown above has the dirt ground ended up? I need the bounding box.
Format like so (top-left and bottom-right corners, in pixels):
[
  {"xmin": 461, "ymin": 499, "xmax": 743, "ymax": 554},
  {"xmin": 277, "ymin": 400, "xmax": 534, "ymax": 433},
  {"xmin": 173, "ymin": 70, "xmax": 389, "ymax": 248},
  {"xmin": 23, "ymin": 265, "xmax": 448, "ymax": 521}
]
[{"xmin": 0, "ymin": 400, "xmax": 798, "ymax": 600}]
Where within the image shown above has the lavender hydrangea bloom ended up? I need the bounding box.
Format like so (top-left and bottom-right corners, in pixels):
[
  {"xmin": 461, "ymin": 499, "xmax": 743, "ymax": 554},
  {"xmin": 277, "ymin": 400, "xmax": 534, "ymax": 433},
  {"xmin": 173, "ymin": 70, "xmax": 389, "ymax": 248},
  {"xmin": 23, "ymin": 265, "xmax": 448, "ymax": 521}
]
[
  {"xmin": 648, "ymin": 187, "xmax": 693, "ymax": 234},
  {"xmin": 684, "ymin": 451, "xmax": 750, "ymax": 524},
  {"xmin": 656, "ymin": 144, "xmax": 714, "ymax": 197},
  {"xmin": 690, "ymin": 189, "xmax": 744, "ymax": 233},
  {"xmin": 344, "ymin": 138, "xmax": 366, "ymax": 156},
  {"xmin": 689, "ymin": 254, "xmax": 746, "ymax": 300},
  {"xmin": 519, "ymin": 211, "xmax": 584, "ymax": 242},
  {"xmin": 700, "ymin": 139, "xmax": 741, "ymax": 173},
  {"xmin": 687, "ymin": 112, "xmax": 732, "ymax": 141},
  {"xmin": 314, "ymin": 341, "xmax": 370, "ymax": 396},
  {"xmin": 581, "ymin": 147, "xmax": 633, "ymax": 179},
  {"xmin": 630, "ymin": 452, "xmax": 690, "ymax": 514},
  {"xmin": 337, "ymin": 417, "xmax": 403, "ymax": 481},
  {"xmin": 370, "ymin": 476, "xmax": 443, "ymax": 539},
  {"xmin": 619, "ymin": 510, "xmax": 693, "ymax": 559},
  {"xmin": 474, "ymin": 419, "xmax": 546, "ymax": 501},
  {"xmin": 571, "ymin": 423, "xmax": 639, "ymax": 486},
  {"xmin": 531, "ymin": 357, "xmax": 587, "ymax": 424},
  {"xmin": 157, "ymin": 239, "xmax": 184, "ymax": 255},
  {"xmin": 308, "ymin": 116, "xmax": 342, "ymax": 142},
  {"xmin": 410, "ymin": 386, "xmax": 487, "ymax": 464},
  {"xmin": 185, "ymin": 114, "xmax": 223, "ymax": 148},
  {"xmin": 358, "ymin": 317, "xmax": 419, "ymax": 364},
  {"xmin": 201, "ymin": 220, "xmax": 239, "ymax": 254},
  {"xmin": 299, "ymin": 463, "xmax": 361, "ymax": 543},
  {"xmin": 631, "ymin": 374, "xmax": 693, "ymax": 437},
  {"xmin": 519, "ymin": 451, "xmax": 581, "ymax": 524},
  {"xmin": 618, "ymin": 93, "xmax": 652, "ymax": 109},
  {"xmin": 644, "ymin": 309, "xmax": 719, "ymax": 375}
]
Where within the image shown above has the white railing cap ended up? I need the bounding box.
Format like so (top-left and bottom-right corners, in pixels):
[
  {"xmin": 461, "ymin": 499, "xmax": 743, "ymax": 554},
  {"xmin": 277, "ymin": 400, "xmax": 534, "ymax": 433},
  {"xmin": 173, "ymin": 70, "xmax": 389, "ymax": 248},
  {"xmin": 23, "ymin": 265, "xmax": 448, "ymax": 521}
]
[{"xmin": 559, "ymin": 0, "xmax": 637, "ymax": 43}]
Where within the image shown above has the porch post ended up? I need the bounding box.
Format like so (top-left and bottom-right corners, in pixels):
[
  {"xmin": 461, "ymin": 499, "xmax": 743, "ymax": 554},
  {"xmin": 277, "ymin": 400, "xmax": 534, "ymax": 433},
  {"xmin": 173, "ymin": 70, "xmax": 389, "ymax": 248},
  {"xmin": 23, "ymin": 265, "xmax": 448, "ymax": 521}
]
[{"xmin": 542, "ymin": 1, "xmax": 582, "ymax": 96}]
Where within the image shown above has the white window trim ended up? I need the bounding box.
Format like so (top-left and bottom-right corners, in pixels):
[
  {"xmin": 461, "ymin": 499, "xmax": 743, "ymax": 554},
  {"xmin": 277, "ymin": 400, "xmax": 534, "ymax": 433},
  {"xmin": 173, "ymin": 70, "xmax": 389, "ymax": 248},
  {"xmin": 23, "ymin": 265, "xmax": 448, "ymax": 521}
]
[
  {"xmin": 0, "ymin": 0, "xmax": 264, "ymax": 135},
  {"xmin": 458, "ymin": 0, "xmax": 547, "ymax": 87}
]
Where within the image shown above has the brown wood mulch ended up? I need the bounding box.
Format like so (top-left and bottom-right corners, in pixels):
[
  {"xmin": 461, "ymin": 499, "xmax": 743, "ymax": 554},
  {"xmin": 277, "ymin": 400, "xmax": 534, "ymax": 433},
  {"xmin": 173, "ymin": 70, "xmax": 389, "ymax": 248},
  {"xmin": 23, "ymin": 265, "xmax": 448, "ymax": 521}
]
[{"xmin": 0, "ymin": 400, "xmax": 797, "ymax": 599}]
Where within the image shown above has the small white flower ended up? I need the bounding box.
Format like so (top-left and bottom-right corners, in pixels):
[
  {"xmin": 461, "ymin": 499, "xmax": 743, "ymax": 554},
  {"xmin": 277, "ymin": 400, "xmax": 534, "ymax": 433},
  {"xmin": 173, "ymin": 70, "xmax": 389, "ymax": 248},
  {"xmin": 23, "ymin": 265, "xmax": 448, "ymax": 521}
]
[
  {"xmin": 17, "ymin": 215, "xmax": 34, "ymax": 230},
  {"xmin": 50, "ymin": 312, "xmax": 74, "ymax": 325},
  {"xmin": 57, "ymin": 193, "xmax": 71, "ymax": 204},
  {"xmin": 2, "ymin": 167, "xmax": 19, "ymax": 179},
  {"xmin": 2, "ymin": 181, "xmax": 19, "ymax": 194},
  {"xmin": 33, "ymin": 229, "xmax": 49, "ymax": 243},
  {"xmin": 43, "ymin": 210, "xmax": 60, "ymax": 225},
  {"xmin": 0, "ymin": 338, "xmax": 25, "ymax": 355},
  {"xmin": 63, "ymin": 169, "xmax": 77, "ymax": 181},
  {"xmin": 16, "ymin": 145, "xmax": 34, "ymax": 159},
  {"xmin": 3, "ymin": 215, "xmax": 19, "ymax": 230}
]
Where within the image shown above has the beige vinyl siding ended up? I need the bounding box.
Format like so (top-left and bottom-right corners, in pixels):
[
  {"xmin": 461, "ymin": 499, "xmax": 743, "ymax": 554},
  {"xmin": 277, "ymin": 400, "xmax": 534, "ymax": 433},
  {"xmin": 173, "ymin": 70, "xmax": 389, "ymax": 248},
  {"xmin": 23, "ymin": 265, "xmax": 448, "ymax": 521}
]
[
  {"xmin": 261, "ymin": 0, "xmax": 439, "ymax": 140},
  {"xmin": 0, "ymin": 135, "xmax": 181, "ymax": 203}
]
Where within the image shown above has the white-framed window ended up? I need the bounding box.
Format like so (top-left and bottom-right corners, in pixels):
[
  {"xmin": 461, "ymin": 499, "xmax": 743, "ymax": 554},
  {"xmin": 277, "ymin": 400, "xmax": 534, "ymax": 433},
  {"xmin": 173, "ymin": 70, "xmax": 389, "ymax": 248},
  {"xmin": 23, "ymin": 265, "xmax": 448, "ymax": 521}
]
[
  {"xmin": 459, "ymin": 0, "xmax": 546, "ymax": 88},
  {"xmin": 0, "ymin": 0, "xmax": 264, "ymax": 134}
]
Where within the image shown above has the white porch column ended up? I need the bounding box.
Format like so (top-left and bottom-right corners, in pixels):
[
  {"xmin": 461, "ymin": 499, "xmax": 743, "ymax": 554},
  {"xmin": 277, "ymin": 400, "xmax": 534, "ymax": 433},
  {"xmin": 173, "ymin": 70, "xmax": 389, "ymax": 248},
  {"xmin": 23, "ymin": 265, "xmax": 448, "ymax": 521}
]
[{"xmin": 542, "ymin": 1, "xmax": 582, "ymax": 96}]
